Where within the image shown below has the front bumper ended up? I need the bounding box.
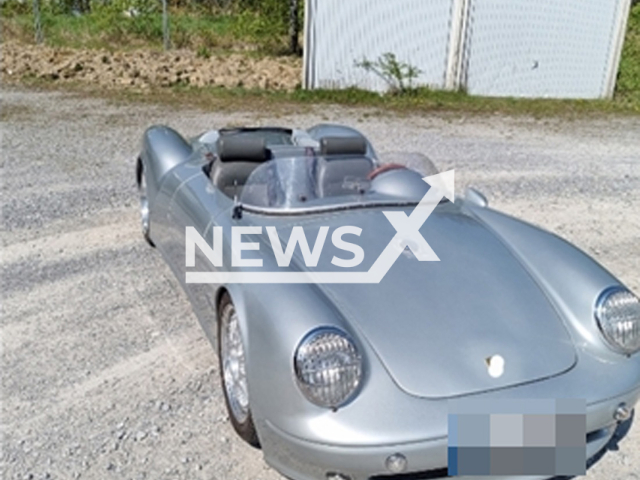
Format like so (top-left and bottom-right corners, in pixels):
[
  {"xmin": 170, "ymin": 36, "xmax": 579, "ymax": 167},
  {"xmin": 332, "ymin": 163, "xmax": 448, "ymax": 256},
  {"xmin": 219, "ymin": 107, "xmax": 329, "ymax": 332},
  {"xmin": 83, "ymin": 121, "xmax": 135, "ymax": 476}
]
[{"xmin": 259, "ymin": 388, "xmax": 640, "ymax": 480}]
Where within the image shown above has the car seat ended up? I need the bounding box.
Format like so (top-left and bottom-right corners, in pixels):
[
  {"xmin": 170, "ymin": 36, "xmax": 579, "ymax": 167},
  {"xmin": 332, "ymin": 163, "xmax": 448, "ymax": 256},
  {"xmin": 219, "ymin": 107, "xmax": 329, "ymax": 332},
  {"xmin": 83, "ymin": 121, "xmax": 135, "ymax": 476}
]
[{"xmin": 209, "ymin": 135, "xmax": 270, "ymax": 198}]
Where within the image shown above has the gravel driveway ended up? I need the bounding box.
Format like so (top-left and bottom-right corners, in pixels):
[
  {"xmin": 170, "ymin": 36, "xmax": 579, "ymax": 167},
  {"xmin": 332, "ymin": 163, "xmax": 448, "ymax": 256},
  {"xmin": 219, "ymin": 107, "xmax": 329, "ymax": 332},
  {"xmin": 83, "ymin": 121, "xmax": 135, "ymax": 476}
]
[{"xmin": 1, "ymin": 87, "xmax": 639, "ymax": 480}]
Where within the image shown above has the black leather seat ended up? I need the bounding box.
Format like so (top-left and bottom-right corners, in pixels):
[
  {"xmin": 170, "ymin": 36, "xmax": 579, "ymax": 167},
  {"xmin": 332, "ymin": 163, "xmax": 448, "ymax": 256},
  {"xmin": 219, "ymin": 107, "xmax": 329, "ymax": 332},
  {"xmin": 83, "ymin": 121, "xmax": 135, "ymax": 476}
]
[
  {"xmin": 316, "ymin": 136, "xmax": 374, "ymax": 197},
  {"xmin": 210, "ymin": 135, "xmax": 270, "ymax": 198}
]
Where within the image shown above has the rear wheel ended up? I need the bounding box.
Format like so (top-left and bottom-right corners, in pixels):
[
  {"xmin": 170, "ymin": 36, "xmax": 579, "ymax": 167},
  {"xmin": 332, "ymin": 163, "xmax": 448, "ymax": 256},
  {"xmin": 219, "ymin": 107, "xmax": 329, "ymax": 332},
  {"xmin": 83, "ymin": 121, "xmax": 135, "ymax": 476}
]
[
  {"xmin": 136, "ymin": 159, "xmax": 154, "ymax": 247},
  {"xmin": 217, "ymin": 293, "xmax": 259, "ymax": 447}
]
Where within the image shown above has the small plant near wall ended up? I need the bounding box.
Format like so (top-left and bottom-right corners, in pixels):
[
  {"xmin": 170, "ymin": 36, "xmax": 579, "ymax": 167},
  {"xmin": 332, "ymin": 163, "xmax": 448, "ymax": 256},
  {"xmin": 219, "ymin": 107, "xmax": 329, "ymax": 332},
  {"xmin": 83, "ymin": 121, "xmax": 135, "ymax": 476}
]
[{"xmin": 355, "ymin": 52, "xmax": 422, "ymax": 94}]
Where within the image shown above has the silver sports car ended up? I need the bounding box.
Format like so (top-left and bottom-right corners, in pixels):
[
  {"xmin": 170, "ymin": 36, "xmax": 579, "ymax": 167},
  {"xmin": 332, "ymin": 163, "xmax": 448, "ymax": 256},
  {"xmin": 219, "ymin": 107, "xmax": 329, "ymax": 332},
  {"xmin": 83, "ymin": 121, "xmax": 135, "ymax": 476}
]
[{"xmin": 136, "ymin": 124, "xmax": 640, "ymax": 480}]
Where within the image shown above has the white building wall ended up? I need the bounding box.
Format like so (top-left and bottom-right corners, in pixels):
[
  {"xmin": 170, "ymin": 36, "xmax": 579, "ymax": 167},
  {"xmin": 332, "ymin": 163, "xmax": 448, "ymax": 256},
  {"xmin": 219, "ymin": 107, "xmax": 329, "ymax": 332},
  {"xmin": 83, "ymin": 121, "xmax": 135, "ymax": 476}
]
[{"xmin": 304, "ymin": 0, "xmax": 631, "ymax": 99}]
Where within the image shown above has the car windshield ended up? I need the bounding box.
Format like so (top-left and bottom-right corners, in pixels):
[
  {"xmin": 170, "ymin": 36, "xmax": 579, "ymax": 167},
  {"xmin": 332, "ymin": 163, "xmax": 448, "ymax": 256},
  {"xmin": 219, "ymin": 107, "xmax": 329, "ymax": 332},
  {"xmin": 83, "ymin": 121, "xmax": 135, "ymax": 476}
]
[{"xmin": 239, "ymin": 156, "xmax": 428, "ymax": 214}]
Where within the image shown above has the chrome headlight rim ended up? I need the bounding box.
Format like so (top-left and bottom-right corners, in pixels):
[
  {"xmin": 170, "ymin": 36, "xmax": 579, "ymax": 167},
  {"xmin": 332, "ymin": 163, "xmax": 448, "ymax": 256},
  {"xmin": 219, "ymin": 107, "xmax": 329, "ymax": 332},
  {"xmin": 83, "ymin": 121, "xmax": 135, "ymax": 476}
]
[
  {"xmin": 595, "ymin": 286, "xmax": 640, "ymax": 356},
  {"xmin": 294, "ymin": 326, "xmax": 363, "ymax": 409}
]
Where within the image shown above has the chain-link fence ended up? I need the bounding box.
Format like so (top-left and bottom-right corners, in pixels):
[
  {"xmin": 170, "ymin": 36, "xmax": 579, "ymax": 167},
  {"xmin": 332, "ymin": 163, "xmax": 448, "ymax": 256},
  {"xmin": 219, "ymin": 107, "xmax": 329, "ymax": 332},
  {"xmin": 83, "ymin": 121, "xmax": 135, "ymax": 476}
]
[{"xmin": 25, "ymin": 0, "xmax": 301, "ymax": 52}]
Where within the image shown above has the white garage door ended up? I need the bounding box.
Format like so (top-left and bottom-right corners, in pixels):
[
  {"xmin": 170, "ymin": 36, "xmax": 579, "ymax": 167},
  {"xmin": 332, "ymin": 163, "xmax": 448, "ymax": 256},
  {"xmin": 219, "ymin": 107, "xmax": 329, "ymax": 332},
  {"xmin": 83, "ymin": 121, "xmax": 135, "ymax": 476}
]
[
  {"xmin": 462, "ymin": 0, "xmax": 629, "ymax": 98},
  {"xmin": 304, "ymin": 0, "xmax": 453, "ymax": 91}
]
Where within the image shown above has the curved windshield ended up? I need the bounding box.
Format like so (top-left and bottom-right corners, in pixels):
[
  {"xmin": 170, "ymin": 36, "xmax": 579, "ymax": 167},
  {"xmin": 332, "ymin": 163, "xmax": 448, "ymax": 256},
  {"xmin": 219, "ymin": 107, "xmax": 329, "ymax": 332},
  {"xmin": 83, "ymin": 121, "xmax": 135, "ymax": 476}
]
[{"xmin": 240, "ymin": 156, "xmax": 431, "ymax": 214}]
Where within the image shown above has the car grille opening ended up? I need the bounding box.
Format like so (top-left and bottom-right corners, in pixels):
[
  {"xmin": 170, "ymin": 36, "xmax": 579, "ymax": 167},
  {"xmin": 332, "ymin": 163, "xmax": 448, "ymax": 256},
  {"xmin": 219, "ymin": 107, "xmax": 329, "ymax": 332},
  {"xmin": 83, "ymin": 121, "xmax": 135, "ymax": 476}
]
[{"xmin": 369, "ymin": 468, "xmax": 450, "ymax": 480}]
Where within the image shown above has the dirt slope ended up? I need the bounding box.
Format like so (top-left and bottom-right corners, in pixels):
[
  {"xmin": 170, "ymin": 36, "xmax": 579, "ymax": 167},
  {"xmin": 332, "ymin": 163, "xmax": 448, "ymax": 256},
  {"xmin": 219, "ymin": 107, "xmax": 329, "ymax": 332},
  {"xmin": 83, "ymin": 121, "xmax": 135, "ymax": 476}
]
[{"xmin": 1, "ymin": 41, "xmax": 302, "ymax": 90}]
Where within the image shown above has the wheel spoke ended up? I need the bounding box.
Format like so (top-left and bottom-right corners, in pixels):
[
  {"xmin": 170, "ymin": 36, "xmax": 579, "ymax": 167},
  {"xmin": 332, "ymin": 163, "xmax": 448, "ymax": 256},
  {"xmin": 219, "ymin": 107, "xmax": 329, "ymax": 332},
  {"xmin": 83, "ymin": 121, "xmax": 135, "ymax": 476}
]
[
  {"xmin": 139, "ymin": 171, "xmax": 150, "ymax": 238},
  {"xmin": 221, "ymin": 306, "xmax": 249, "ymax": 424}
]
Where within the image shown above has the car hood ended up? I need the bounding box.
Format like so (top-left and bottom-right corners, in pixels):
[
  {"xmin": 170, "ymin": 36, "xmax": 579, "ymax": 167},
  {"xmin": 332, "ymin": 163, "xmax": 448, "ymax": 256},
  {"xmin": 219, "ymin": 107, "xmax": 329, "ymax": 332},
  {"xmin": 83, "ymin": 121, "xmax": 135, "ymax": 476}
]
[{"xmin": 260, "ymin": 203, "xmax": 577, "ymax": 398}]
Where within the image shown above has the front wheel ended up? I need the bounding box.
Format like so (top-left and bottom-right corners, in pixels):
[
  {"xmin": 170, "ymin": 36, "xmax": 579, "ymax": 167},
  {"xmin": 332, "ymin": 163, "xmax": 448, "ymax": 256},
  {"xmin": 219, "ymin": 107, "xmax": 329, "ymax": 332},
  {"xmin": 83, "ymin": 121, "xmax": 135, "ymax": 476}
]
[{"xmin": 217, "ymin": 293, "xmax": 260, "ymax": 447}]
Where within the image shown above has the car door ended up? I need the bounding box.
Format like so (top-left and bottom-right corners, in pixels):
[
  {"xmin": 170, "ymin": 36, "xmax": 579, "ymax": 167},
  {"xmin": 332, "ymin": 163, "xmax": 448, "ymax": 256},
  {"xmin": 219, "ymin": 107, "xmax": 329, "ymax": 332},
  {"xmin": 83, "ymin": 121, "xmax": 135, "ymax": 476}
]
[{"xmin": 166, "ymin": 160, "xmax": 233, "ymax": 341}]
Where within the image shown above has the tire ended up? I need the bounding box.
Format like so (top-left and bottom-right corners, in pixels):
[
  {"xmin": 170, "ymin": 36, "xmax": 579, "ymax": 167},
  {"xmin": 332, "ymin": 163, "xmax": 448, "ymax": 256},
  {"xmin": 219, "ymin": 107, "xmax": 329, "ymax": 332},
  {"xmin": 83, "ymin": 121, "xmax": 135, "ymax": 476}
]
[
  {"xmin": 217, "ymin": 293, "xmax": 260, "ymax": 447},
  {"xmin": 136, "ymin": 159, "xmax": 154, "ymax": 247}
]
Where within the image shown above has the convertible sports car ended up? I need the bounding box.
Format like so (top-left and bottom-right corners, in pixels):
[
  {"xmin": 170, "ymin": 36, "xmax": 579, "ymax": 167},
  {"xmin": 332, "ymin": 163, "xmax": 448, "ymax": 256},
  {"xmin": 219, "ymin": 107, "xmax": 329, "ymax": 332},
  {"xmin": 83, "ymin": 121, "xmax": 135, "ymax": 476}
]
[{"xmin": 135, "ymin": 123, "xmax": 640, "ymax": 480}]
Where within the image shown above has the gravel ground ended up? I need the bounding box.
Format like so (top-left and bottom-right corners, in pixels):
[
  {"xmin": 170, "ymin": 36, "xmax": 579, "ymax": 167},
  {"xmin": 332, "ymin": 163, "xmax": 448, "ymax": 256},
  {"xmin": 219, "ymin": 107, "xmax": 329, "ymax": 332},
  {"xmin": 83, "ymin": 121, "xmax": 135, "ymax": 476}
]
[{"xmin": 1, "ymin": 87, "xmax": 639, "ymax": 480}]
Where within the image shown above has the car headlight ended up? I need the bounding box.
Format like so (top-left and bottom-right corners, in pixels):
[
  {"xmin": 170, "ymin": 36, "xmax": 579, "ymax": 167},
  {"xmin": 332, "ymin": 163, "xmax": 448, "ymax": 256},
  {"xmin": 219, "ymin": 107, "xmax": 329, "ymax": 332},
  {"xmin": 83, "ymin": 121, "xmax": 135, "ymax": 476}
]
[
  {"xmin": 294, "ymin": 328, "xmax": 362, "ymax": 408},
  {"xmin": 595, "ymin": 287, "xmax": 640, "ymax": 355}
]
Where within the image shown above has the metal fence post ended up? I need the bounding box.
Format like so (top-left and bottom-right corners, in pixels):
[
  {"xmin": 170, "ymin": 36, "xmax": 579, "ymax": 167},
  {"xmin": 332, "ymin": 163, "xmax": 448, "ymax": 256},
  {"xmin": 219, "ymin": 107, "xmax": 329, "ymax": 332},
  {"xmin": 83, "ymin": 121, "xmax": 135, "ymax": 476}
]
[
  {"xmin": 33, "ymin": 0, "xmax": 43, "ymax": 44},
  {"xmin": 289, "ymin": 0, "xmax": 300, "ymax": 55},
  {"xmin": 163, "ymin": 0, "xmax": 170, "ymax": 50}
]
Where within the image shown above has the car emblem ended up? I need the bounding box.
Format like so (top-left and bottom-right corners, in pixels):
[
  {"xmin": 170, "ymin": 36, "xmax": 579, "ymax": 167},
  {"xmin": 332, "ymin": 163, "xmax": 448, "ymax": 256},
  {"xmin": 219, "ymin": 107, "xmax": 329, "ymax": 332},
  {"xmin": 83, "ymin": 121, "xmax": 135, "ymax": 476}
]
[{"xmin": 486, "ymin": 354, "xmax": 505, "ymax": 378}]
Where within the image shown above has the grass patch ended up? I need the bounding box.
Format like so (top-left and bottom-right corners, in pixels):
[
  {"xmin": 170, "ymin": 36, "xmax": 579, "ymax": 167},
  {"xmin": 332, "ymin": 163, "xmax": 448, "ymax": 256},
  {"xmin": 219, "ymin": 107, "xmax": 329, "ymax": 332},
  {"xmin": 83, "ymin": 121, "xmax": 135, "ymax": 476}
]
[
  {"xmin": 0, "ymin": 7, "xmax": 290, "ymax": 53},
  {"xmin": 289, "ymin": 87, "xmax": 634, "ymax": 116},
  {"xmin": 615, "ymin": 3, "xmax": 640, "ymax": 107},
  {"xmin": 9, "ymin": 75, "xmax": 638, "ymax": 119}
]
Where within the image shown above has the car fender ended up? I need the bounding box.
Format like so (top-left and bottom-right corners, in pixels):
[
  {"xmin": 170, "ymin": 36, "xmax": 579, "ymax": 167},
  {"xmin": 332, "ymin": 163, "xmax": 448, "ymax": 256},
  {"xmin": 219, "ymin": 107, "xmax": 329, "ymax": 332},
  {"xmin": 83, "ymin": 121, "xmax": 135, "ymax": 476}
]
[
  {"xmin": 140, "ymin": 125, "xmax": 193, "ymax": 203},
  {"xmin": 219, "ymin": 281, "xmax": 385, "ymax": 436},
  {"xmin": 466, "ymin": 203, "xmax": 626, "ymax": 361}
]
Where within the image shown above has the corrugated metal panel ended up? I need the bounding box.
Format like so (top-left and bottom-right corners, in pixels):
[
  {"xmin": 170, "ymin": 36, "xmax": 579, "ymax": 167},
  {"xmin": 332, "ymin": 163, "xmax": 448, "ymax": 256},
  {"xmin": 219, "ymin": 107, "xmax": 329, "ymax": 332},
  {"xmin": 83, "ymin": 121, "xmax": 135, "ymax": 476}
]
[
  {"xmin": 462, "ymin": 0, "xmax": 627, "ymax": 98},
  {"xmin": 304, "ymin": 0, "xmax": 453, "ymax": 91}
]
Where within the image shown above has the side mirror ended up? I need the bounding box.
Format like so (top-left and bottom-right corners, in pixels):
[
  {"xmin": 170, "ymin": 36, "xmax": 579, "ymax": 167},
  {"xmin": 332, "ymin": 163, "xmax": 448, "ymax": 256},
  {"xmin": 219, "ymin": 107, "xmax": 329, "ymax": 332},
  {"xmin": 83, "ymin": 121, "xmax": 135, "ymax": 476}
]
[{"xmin": 464, "ymin": 187, "xmax": 488, "ymax": 208}]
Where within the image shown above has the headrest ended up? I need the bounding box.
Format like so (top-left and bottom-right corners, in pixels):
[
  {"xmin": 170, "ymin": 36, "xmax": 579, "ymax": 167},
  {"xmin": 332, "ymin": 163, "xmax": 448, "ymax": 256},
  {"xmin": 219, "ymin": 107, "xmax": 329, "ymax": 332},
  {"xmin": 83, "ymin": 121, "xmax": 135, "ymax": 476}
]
[
  {"xmin": 320, "ymin": 136, "xmax": 367, "ymax": 156},
  {"xmin": 217, "ymin": 135, "xmax": 269, "ymax": 162}
]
